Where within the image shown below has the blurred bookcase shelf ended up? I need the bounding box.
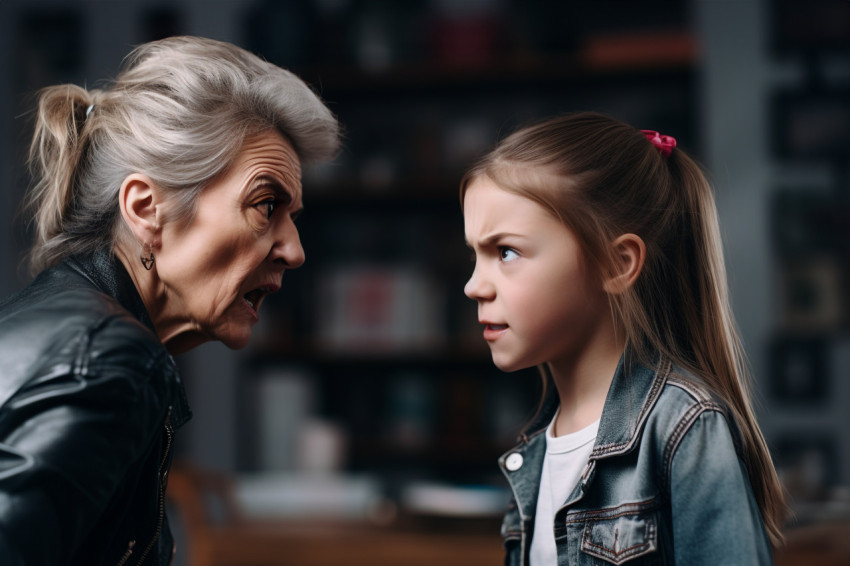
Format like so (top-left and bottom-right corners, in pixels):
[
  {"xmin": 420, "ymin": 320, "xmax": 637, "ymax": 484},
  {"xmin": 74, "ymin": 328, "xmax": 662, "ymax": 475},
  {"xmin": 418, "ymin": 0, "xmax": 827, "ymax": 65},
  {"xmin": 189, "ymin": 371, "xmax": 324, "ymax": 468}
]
[
  {"xmin": 236, "ymin": 54, "xmax": 697, "ymax": 486},
  {"xmin": 764, "ymin": 0, "xmax": 850, "ymax": 523},
  {"xmin": 234, "ymin": 2, "xmax": 699, "ymax": 503},
  {"xmin": 295, "ymin": 49, "xmax": 696, "ymax": 95}
]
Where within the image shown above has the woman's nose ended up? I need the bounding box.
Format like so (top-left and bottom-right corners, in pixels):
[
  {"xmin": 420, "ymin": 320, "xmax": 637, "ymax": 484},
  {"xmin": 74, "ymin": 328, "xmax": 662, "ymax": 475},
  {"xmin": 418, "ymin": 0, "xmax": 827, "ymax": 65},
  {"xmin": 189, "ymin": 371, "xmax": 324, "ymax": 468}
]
[{"xmin": 272, "ymin": 218, "xmax": 305, "ymax": 268}]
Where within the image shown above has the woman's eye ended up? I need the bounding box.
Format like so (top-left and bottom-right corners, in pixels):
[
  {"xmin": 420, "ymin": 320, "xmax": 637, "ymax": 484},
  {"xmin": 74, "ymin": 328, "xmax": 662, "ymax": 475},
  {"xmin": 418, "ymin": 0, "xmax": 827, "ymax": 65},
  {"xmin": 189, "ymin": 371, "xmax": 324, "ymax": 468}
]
[
  {"xmin": 499, "ymin": 247, "xmax": 519, "ymax": 262},
  {"xmin": 254, "ymin": 199, "xmax": 277, "ymax": 219}
]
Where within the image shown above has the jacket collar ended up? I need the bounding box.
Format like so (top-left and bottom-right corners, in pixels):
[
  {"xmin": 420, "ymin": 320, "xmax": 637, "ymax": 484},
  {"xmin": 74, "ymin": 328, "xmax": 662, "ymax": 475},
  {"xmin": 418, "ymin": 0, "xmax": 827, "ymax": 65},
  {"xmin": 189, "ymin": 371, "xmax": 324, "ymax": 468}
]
[
  {"xmin": 591, "ymin": 353, "xmax": 669, "ymax": 459},
  {"xmin": 65, "ymin": 249, "xmax": 155, "ymax": 332},
  {"xmin": 498, "ymin": 352, "xmax": 670, "ymax": 523},
  {"xmin": 63, "ymin": 248, "xmax": 192, "ymax": 429},
  {"xmin": 520, "ymin": 351, "xmax": 670, "ymax": 460}
]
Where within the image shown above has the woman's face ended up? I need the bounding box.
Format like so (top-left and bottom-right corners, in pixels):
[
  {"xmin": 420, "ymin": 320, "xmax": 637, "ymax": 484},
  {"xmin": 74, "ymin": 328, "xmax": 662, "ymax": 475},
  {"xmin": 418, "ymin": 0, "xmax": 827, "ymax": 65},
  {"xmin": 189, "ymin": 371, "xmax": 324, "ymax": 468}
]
[{"xmin": 154, "ymin": 130, "xmax": 304, "ymax": 351}]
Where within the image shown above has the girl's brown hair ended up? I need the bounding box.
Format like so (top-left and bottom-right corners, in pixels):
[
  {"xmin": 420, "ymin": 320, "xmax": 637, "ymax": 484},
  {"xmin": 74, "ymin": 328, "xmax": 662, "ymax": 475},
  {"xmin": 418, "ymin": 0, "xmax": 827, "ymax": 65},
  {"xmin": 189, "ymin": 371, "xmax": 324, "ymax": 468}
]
[{"xmin": 460, "ymin": 112, "xmax": 786, "ymax": 545}]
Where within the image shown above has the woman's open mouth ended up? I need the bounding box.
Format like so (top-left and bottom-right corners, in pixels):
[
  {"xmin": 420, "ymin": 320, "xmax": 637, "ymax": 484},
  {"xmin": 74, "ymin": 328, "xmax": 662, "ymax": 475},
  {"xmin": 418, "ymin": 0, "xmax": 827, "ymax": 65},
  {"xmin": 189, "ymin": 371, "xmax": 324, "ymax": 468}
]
[
  {"xmin": 242, "ymin": 284, "xmax": 280, "ymax": 314},
  {"xmin": 243, "ymin": 289, "xmax": 265, "ymax": 310}
]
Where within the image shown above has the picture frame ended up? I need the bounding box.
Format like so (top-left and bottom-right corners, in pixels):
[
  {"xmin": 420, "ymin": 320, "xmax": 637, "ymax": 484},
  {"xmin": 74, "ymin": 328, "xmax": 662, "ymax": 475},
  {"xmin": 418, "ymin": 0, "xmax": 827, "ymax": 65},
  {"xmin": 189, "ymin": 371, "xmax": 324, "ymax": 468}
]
[
  {"xmin": 769, "ymin": 189, "xmax": 841, "ymax": 258},
  {"xmin": 771, "ymin": 90, "xmax": 850, "ymax": 161},
  {"xmin": 773, "ymin": 433, "xmax": 839, "ymax": 500},
  {"xmin": 770, "ymin": 0, "xmax": 850, "ymax": 56},
  {"xmin": 768, "ymin": 335, "xmax": 830, "ymax": 404}
]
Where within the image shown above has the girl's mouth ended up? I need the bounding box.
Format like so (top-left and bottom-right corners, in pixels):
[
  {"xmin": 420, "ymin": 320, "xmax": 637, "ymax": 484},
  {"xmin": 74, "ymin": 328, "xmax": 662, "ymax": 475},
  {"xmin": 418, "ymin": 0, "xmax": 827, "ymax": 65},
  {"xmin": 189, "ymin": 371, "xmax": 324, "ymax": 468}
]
[{"xmin": 483, "ymin": 323, "xmax": 509, "ymax": 340}]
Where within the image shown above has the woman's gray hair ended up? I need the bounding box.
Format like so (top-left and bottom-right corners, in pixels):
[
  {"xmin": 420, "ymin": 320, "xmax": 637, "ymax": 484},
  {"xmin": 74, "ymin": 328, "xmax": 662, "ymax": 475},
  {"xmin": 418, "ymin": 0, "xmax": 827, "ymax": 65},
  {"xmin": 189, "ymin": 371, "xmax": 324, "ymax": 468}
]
[{"xmin": 26, "ymin": 35, "xmax": 340, "ymax": 274}]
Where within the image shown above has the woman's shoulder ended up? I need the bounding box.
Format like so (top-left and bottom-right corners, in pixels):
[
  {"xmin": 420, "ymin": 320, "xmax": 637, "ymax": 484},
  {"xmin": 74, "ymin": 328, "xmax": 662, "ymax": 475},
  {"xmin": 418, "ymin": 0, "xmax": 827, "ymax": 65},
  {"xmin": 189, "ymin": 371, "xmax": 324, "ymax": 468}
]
[
  {"xmin": 0, "ymin": 263, "xmax": 169, "ymax": 387},
  {"xmin": 4, "ymin": 263, "xmax": 153, "ymax": 333}
]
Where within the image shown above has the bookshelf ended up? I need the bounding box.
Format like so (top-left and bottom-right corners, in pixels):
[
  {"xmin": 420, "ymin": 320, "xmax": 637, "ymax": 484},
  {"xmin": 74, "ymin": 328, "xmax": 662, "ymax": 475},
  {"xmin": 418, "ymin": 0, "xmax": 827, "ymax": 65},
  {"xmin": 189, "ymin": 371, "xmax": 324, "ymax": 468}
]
[{"xmin": 238, "ymin": 2, "xmax": 699, "ymax": 489}]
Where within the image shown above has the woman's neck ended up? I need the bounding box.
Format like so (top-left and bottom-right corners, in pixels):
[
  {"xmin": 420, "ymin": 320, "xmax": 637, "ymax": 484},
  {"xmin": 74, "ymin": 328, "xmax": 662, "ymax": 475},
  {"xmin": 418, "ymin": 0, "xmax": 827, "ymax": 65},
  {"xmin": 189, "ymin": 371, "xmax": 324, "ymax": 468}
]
[{"xmin": 113, "ymin": 244, "xmax": 205, "ymax": 355}]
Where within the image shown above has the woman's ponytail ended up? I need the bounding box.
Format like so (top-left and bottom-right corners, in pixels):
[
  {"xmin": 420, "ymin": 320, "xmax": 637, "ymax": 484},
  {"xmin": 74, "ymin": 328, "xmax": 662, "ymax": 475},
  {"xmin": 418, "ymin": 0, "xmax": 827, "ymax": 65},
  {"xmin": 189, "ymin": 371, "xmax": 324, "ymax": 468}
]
[{"xmin": 26, "ymin": 84, "xmax": 96, "ymax": 274}]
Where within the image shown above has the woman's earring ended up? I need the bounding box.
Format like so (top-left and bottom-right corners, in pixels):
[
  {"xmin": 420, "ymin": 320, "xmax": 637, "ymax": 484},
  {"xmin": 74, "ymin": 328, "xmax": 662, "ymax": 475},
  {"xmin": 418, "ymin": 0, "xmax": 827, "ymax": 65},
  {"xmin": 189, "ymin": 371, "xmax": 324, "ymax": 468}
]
[{"xmin": 141, "ymin": 243, "xmax": 155, "ymax": 271}]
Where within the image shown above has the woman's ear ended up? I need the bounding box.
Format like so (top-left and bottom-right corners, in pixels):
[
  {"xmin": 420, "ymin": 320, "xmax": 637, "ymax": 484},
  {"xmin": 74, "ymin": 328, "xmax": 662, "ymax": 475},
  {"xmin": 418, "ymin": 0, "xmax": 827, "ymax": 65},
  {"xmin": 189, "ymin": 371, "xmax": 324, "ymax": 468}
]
[
  {"xmin": 118, "ymin": 174, "xmax": 161, "ymax": 245},
  {"xmin": 603, "ymin": 233, "xmax": 646, "ymax": 295}
]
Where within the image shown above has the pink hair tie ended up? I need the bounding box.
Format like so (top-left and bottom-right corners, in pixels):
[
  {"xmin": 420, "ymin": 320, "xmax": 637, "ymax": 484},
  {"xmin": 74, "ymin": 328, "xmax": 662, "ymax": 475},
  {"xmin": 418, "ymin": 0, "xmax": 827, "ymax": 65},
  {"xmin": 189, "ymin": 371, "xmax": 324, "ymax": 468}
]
[{"xmin": 641, "ymin": 130, "xmax": 677, "ymax": 158}]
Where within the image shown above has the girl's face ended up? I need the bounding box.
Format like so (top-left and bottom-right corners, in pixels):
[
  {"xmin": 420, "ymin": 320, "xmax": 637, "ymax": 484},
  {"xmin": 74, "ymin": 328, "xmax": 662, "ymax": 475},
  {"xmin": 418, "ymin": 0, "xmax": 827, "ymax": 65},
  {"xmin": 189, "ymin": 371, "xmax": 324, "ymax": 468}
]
[
  {"xmin": 463, "ymin": 177, "xmax": 611, "ymax": 372},
  {"xmin": 154, "ymin": 130, "xmax": 305, "ymax": 352}
]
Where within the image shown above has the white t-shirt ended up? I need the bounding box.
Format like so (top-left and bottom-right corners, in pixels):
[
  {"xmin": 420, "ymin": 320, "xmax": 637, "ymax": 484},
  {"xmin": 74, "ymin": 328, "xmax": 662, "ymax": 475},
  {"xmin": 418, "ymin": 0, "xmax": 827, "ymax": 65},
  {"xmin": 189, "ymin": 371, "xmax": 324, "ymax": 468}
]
[{"xmin": 529, "ymin": 414, "xmax": 600, "ymax": 566}]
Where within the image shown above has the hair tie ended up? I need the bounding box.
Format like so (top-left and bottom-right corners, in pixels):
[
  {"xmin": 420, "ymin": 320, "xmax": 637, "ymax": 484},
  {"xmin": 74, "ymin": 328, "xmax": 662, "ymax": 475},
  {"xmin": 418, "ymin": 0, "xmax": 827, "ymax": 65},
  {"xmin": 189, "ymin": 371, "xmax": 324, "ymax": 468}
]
[
  {"xmin": 641, "ymin": 130, "xmax": 676, "ymax": 158},
  {"xmin": 85, "ymin": 104, "xmax": 95, "ymax": 118}
]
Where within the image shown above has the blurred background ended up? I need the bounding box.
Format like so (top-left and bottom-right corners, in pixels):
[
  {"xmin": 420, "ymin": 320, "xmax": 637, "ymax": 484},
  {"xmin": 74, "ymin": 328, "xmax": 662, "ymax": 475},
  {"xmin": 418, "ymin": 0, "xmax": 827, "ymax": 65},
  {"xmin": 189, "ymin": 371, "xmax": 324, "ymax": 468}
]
[{"xmin": 1, "ymin": 1, "xmax": 849, "ymax": 565}]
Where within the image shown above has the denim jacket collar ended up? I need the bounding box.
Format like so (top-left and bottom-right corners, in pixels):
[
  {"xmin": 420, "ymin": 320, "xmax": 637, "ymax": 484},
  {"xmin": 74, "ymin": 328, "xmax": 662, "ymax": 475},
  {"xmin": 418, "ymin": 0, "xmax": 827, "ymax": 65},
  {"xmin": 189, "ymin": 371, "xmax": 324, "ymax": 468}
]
[
  {"xmin": 516, "ymin": 352, "xmax": 668, "ymax": 457},
  {"xmin": 498, "ymin": 352, "xmax": 670, "ymax": 522},
  {"xmin": 592, "ymin": 354, "xmax": 668, "ymax": 459}
]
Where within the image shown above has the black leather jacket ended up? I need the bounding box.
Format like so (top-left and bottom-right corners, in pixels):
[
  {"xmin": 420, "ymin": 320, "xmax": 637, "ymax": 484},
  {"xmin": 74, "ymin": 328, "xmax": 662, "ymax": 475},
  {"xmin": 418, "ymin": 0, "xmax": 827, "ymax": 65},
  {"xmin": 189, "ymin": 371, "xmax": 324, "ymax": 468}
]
[{"xmin": 0, "ymin": 250, "xmax": 191, "ymax": 565}]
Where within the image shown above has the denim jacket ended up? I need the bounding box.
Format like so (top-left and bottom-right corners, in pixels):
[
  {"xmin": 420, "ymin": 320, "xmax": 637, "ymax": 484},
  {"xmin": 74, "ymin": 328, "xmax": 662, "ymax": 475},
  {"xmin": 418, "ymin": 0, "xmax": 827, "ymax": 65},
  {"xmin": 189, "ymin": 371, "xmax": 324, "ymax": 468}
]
[{"xmin": 498, "ymin": 355, "xmax": 774, "ymax": 565}]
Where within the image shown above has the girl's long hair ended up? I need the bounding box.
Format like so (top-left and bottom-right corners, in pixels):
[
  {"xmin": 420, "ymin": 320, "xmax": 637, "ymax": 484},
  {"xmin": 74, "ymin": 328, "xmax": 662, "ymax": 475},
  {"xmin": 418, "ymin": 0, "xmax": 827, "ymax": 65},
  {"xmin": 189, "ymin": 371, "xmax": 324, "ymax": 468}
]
[{"xmin": 460, "ymin": 112, "xmax": 786, "ymax": 545}]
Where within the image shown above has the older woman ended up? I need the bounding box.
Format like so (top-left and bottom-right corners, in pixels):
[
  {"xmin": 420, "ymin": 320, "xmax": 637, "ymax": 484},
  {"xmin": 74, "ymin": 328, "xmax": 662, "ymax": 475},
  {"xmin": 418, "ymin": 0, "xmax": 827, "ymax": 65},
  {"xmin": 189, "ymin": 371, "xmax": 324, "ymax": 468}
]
[{"xmin": 0, "ymin": 36, "xmax": 339, "ymax": 565}]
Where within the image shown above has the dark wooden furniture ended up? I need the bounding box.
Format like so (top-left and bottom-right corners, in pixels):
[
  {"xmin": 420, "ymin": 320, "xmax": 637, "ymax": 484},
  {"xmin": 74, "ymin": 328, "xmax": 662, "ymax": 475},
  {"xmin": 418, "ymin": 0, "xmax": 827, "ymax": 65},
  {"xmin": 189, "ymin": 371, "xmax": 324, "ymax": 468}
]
[{"xmin": 165, "ymin": 463, "xmax": 504, "ymax": 566}]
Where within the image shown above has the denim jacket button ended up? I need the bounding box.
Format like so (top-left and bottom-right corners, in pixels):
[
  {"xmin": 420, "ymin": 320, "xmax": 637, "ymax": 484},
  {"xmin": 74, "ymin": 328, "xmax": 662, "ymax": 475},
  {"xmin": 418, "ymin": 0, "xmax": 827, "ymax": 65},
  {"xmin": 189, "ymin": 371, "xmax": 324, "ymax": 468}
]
[{"xmin": 505, "ymin": 453, "xmax": 523, "ymax": 471}]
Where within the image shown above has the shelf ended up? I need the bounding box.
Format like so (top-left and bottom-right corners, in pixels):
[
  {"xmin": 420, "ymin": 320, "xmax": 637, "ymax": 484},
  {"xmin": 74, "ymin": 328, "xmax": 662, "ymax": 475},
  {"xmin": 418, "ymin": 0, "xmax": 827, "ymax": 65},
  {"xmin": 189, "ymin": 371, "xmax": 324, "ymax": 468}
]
[
  {"xmin": 297, "ymin": 44, "xmax": 697, "ymax": 95},
  {"xmin": 304, "ymin": 178, "xmax": 464, "ymax": 208},
  {"xmin": 235, "ymin": 21, "xmax": 700, "ymax": 485},
  {"xmin": 244, "ymin": 345, "xmax": 494, "ymax": 370},
  {"xmin": 347, "ymin": 438, "xmax": 513, "ymax": 478}
]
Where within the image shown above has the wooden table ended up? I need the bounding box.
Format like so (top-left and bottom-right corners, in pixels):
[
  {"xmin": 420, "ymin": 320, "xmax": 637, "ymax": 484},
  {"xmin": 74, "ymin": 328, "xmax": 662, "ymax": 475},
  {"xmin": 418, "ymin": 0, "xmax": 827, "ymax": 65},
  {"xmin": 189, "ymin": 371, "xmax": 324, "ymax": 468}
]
[{"xmin": 166, "ymin": 464, "xmax": 504, "ymax": 566}]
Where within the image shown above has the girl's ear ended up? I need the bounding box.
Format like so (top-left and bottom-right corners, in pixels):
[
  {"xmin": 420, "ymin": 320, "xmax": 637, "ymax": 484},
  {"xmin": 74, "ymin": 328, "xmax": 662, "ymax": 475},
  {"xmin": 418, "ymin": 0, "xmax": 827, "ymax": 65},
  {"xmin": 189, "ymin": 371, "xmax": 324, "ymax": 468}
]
[
  {"xmin": 603, "ymin": 233, "xmax": 646, "ymax": 295},
  {"xmin": 118, "ymin": 173, "xmax": 162, "ymax": 245}
]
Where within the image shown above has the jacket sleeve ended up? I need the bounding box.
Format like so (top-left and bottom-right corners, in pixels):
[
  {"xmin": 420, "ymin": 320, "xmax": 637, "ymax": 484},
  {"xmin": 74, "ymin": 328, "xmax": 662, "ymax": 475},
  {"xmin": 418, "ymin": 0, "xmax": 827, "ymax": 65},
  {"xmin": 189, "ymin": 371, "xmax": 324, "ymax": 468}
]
[
  {"xmin": 669, "ymin": 409, "xmax": 774, "ymax": 565},
  {"xmin": 0, "ymin": 321, "xmax": 170, "ymax": 565}
]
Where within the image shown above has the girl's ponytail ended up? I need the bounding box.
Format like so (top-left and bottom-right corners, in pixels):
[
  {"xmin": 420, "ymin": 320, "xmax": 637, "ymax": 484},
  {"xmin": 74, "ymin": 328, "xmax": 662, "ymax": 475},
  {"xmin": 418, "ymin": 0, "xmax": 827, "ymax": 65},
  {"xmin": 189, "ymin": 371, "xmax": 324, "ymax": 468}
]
[
  {"xmin": 26, "ymin": 84, "xmax": 97, "ymax": 274},
  {"xmin": 665, "ymin": 149, "xmax": 787, "ymax": 546}
]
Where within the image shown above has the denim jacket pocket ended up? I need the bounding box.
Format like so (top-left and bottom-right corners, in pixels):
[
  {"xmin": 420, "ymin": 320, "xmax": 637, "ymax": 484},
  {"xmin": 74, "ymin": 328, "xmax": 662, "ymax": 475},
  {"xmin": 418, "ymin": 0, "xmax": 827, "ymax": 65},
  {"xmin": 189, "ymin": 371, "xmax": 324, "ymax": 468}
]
[{"xmin": 580, "ymin": 509, "xmax": 659, "ymax": 564}]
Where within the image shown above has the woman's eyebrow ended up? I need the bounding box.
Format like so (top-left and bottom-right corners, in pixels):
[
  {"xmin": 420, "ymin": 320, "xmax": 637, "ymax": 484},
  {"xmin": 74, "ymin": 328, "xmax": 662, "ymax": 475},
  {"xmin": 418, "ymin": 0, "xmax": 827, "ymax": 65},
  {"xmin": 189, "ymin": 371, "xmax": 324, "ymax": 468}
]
[{"xmin": 254, "ymin": 175, "xmax": 296, "ymax": 203}]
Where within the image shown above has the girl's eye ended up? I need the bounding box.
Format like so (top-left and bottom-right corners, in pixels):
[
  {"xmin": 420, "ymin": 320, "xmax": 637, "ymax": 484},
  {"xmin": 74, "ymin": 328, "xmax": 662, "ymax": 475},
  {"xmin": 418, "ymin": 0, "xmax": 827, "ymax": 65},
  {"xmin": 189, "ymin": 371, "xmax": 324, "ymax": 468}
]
[
  {"xmin": 499, "ymin": 247, "xmax": 519, "ymax": 262},
  {"xmin": 254, "ymin": 198, "xmax": 277, "ymax": 219}
]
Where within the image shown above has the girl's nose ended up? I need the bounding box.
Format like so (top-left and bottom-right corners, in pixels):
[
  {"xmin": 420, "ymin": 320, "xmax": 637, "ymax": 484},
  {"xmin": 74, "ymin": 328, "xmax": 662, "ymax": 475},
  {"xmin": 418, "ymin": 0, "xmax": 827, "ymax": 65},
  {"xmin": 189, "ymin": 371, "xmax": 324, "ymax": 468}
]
[{"xmin": 464, "ymin": 265, "xmax": 494, "ymax": 301}]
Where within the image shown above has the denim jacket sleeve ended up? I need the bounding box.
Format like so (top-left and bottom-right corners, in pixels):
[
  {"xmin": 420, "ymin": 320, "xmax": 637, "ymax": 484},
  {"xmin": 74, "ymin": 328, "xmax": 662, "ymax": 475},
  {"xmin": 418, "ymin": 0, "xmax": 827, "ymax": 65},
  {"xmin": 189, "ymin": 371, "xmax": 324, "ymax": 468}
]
[{"xmin": 669, "ymin": 409, "xmax": 774, "ymax": 565}]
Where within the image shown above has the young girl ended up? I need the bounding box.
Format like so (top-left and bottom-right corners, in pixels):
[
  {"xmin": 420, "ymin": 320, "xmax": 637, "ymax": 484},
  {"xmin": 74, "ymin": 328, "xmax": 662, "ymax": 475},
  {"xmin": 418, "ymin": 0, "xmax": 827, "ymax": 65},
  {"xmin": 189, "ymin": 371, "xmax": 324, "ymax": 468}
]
[{"xmin": 461, "ymin": 112, "xmax": 786, "ymax": 565}]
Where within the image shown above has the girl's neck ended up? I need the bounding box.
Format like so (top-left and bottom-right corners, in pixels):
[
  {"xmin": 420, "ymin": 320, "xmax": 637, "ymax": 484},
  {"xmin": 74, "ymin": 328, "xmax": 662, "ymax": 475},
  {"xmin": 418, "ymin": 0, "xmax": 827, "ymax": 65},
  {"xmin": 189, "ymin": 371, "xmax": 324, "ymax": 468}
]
[{"xmin": 548, "ymin": 324, "xmax": 624, "ymax": 437}]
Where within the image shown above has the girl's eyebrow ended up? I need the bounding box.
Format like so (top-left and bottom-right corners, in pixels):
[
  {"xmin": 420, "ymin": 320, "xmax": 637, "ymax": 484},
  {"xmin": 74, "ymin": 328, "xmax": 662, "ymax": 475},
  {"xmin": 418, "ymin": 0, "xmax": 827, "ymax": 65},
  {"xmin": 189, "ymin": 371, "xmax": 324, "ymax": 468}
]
[{"xmin": 466, "ymin": 232, "xmax": 527, "ymax": 248}]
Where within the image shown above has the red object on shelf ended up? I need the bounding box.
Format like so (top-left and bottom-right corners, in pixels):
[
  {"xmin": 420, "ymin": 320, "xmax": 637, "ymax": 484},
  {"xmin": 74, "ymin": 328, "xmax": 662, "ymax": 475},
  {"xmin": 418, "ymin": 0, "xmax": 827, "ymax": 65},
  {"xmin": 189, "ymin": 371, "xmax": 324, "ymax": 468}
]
[
  {"xmin": 428, "ymin": 15, "xmax": 503, "ymax": 69},
  {"xmin": 580, "ymin": 30, "xmax": 698, "ymax": 69}
]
